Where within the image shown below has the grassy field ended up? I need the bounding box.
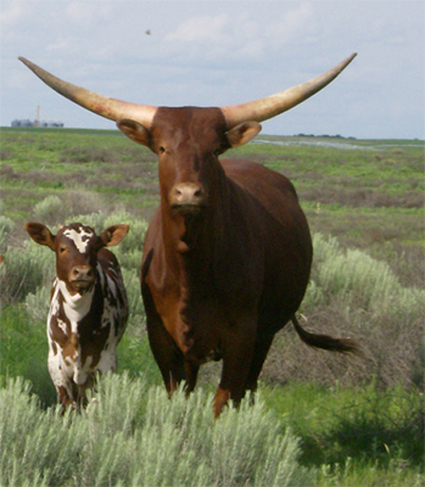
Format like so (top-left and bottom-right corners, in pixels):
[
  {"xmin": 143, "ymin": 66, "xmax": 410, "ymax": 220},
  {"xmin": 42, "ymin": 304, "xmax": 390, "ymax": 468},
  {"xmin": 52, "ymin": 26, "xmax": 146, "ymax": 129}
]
[{"xmin": 0, "ymin": 127, "xmax": 424, "ymax": 486}]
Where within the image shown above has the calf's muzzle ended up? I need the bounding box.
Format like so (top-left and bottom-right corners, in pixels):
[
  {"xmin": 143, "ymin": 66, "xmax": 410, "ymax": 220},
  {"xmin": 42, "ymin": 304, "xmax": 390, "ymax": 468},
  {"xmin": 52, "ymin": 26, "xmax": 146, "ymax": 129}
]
[{"xmin": 70, "ymin": 265, "xmax": 95, "ymax": 292}]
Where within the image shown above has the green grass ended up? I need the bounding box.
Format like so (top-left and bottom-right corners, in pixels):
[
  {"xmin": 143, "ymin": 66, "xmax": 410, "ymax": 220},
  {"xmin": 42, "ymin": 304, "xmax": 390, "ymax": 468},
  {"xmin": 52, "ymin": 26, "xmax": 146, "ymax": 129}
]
[
  {"xmin": 2, "ymin": 128, "xmax": 422, "ymax": 260},
  {"xmin": 0, "ymin": 127, "xmax": 158, "ymax": 220},
  {"xmin": 263, "ymin": 382, "xmax": 423, "ymax": 466},
  {"xmin": 0, "ymin": 374, "xmax": 422, "ymax": 487},
  {"xmin": 1, "ymin": 127, "xmax": 424, "ymax": 485},
  {"xmin": 0, "ymin": 305, "xmax": 56, "ymax": 406}
]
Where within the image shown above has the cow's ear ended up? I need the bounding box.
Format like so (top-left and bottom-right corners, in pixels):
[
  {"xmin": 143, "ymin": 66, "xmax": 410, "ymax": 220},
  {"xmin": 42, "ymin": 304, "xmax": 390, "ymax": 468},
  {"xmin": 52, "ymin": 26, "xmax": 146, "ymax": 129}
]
[
  {"xmin": 100, "ymin": 224, "xmax": 130, "ymax": 248},
  {"xmin": 117, "ymin": 119, "xmax": 153, "ymax": 148},
  {"xmin": 226, "ymin": 122, "xmax": 262, "ymax": 148},
  {"xmin": 24, "ymin": 222, "xmax": 55, "ymax": 250}
]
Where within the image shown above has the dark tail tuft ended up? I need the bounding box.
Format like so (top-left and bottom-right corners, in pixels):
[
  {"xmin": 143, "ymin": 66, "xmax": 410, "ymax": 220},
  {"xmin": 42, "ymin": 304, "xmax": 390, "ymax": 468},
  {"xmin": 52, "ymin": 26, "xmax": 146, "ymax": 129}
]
[{"xmin": 291, "ymin": 315, "xmax": 361, "ymax": 355}]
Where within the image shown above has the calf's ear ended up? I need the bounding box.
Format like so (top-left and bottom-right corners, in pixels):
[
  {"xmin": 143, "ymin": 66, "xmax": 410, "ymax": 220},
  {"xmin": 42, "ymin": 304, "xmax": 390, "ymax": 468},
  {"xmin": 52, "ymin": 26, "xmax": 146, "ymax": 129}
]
[
  {"xmin": 100, "ymin": 224, "xmax": 130, "ymax": 247},
  {"xmin": 226, "ymin": 121, "xmax": 262, "ymax": 148},
  {"xmin": 24, "ymin": 222, "xmax": 55, "ymax": 250}
]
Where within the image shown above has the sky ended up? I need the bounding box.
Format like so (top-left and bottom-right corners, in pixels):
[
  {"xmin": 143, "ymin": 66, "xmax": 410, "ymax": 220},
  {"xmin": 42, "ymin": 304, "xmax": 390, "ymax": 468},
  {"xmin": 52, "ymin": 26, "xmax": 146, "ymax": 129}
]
[{"xmin": 1, "ymin": 0, "xmax": 424, "ymax": 139}]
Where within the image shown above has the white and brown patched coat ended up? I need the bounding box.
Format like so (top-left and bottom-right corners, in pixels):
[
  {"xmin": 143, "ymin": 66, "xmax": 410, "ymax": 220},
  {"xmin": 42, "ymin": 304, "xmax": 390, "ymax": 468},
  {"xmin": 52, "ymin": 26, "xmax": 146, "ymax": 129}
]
[{"xmin": 25, "ymin": 222, "xmax": 129, "ymax": 409}]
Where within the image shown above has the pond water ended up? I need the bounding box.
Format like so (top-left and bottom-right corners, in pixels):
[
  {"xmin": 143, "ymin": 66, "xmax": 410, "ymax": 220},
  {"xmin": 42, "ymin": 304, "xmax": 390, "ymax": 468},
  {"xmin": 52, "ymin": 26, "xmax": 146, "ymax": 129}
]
[{"xmin": 255, "ymin": 138, "xmax": 424, "ymax": 151}]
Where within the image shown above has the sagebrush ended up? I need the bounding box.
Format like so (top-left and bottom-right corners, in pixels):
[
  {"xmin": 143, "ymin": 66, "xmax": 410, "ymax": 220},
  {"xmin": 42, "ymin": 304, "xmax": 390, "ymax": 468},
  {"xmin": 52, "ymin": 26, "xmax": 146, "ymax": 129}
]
[
  {"xmin": 1, "ymin": 204, "xmax": 424, "ymax": 390},
  {"xmin": 0, "ymin": 374, "xmax": 313, "ymax": 487}
]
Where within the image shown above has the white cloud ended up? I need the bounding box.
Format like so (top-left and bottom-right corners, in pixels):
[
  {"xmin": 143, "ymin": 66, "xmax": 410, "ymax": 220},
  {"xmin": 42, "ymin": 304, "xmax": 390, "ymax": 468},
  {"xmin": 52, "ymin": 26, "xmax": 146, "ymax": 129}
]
[
  {"xmin": 0, "ymin": 0, "xmax": 25, "ymax": 25},
  {"xmin": 46, "ymin": 39, "xmax": 71, "ymax": 52},
  {"xmin": 165, "ymin": 13, "xmax": 230, "ymax": 43},
  {"xmin": 2, "ymin": 0, "xmax": 423, "ymax": 138},
  {"xmin": 66, "ymin": 1, "xmax": 92, "ymax": 21},
  {"xmin": 283, "ymin": 3, "xmax": 315, "ymax": 35},
  {"xmin": 65, "ymin": 1, "xmax": 113, "ymax": 29},
  {"xmin": 163, "ymin": 5, "xmax": 315, "ymax": 55},
  {"xmin": 264, "ymin": 3, "xmax": 316, "ymax": 45}
]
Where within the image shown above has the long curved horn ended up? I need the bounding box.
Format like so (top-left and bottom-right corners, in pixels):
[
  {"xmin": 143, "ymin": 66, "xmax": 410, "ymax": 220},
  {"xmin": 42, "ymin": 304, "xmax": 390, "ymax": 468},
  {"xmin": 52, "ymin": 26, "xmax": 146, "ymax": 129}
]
[
  {"xmin": 221, "ymin": 53, "xmax": 357, "ymax": 129},
  {"xmin": 18, "ymin": 57, "xmax": 157, "ymax": 128}
]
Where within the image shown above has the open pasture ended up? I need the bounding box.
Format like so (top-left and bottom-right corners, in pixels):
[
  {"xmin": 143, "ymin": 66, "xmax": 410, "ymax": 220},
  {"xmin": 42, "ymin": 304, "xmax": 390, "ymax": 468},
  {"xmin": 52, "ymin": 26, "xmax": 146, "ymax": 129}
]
[{"xmin": 0, "ymin": 127, "xmax": 423, "ymax": 485}]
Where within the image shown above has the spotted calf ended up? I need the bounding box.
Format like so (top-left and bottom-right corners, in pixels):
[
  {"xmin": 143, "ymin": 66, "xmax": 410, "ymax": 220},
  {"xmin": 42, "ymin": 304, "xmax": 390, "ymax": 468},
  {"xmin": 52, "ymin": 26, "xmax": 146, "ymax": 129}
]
[{"xmin": 24, "ymin": 222, "xmax": 129, "ymax": 409}]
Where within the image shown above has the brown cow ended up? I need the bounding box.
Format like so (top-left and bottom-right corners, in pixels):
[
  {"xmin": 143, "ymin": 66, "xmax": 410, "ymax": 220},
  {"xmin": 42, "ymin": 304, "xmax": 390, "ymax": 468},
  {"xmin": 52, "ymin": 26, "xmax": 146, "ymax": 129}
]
[
  {"xmin": 24, "ymin": 222, "xmax": 129, "ymax": 409},
  {"xmin": 20, "ymin": 54, "xmax": 359, "ymax": 416}
]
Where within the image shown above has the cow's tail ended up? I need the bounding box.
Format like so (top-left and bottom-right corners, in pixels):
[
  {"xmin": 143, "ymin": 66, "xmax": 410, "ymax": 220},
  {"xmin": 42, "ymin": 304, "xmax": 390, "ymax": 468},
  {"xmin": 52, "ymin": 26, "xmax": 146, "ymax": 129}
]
[{"xmin": 291, "ymin": 315, "xmax": 360, "ymax": 354}]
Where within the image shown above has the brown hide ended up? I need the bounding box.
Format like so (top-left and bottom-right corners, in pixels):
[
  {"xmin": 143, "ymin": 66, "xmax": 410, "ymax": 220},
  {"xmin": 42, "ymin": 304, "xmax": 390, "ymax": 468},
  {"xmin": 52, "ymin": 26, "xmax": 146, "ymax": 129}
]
[
  {"xmin": 20, "ymin": 54, "xmax": 359, "ymax": 417},
  {"xmin": 24, "ymin": 222, "xmax": 129, "ymax": 409},
  {"xmin": 136, "ymin": 108, "xmax": 315, "ymax": 417}
]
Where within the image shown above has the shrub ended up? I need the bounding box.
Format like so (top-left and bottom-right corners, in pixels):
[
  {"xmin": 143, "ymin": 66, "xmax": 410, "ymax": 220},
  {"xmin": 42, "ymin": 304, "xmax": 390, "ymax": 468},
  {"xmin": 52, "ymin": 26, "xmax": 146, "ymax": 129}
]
[
  {"xmin": 0, "ymin": 239, "xmax": 55, "ymax": 304},
  {"xmin": 63, "ymin": 190, "xmax": 105, "ymax": 218},
  {"xmin": 0, "ymin": 377, "xmax": 81, "ymax": 487},
  {"xmin": 30, "ymin": 192, "xmax": 106, "ymax": 226},
  {"xmin": 304, "ymin": 233, "xmax": 425, "ymax": 320},
  {"xmin": 33, "ymin": 195, "xmax": 65, "ymax": 225},
  {"xmin": 0, "ymin": 374, "xmax": 313, "ymax": 487},
  {"xmin": 25, "ymin": 285, "xmax": 51, "ymax": 323},
  {"xmin": 0, "ymin": 215, "xmax": 14, "ymax": 253},
  {"xmin": 121, "ymin": 268, "xmax": 145, "ymax": 327},
  {"xmin": 263, "ymin": 233, "xmax": 425, "ymax": 389}
]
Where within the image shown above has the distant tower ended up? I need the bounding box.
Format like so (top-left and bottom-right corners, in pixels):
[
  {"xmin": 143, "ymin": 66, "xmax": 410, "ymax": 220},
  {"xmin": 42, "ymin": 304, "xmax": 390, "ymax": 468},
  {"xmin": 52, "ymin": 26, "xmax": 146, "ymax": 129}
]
[{"xmin": 35, "ymin": 105, "xmax": 40, "ymax": 127}]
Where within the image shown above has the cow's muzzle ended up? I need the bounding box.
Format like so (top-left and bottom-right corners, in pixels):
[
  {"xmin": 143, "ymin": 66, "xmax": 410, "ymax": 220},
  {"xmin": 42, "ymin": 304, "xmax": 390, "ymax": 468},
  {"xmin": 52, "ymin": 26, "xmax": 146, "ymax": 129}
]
[{"xmin": 169, "ymin": 182, "xmax": 207, "ymax": 215}]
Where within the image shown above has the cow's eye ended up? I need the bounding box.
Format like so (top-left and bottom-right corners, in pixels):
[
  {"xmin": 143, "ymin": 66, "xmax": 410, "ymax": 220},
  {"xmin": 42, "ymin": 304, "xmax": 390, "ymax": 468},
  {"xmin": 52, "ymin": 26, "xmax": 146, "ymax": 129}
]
[
  {"xmin": 159, "ymin": 146, "xmax": 166, "ymax": 154},
  {"xmin": 59, "ymin": 246, "xmax": 67, "ymax": 254}
]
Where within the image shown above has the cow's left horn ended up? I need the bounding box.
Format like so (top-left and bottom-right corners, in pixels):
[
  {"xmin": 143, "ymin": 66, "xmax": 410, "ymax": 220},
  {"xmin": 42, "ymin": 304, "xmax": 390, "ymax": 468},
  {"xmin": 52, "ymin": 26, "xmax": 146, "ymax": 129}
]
[
  {"xmin": 18, "ymin": 57, "xmax": 157, "ymax": 128},
  {"xmin": 221, "ymin": 53, "xmax": 357, "ymax": 129}
]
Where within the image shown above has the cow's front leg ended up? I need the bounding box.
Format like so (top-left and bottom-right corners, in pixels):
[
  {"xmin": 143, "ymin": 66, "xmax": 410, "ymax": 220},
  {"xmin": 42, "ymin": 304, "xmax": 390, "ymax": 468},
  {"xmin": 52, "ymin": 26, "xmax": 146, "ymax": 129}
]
[
  {"xmin": 183, "ymin": 358, "xmax": 199, "ymax": 394},
  {"xmin": 145, "ymin": 312, "xmax": 187, "ymax": 395},
  {"xmin": 214, "ymin": 316, "xmax": 257, "ymax": 418}
]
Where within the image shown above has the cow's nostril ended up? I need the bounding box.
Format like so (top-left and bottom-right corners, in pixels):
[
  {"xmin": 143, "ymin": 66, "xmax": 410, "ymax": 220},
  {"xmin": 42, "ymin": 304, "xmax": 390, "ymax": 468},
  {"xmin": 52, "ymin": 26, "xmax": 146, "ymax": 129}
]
[{"xmin": 171, "ymin": 183, "xmax": 206, "ymax": 206}]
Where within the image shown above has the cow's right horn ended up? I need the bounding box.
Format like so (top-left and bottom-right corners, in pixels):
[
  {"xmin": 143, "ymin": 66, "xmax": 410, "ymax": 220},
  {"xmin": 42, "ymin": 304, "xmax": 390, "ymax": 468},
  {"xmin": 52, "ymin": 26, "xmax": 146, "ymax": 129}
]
[
  {"xmin": 221, "ymin": 53, "xmax": 357, "ymax": 129},
  {"xmin": 19, "ymin": 57, "xmax": 157, "ymax": 129}
]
